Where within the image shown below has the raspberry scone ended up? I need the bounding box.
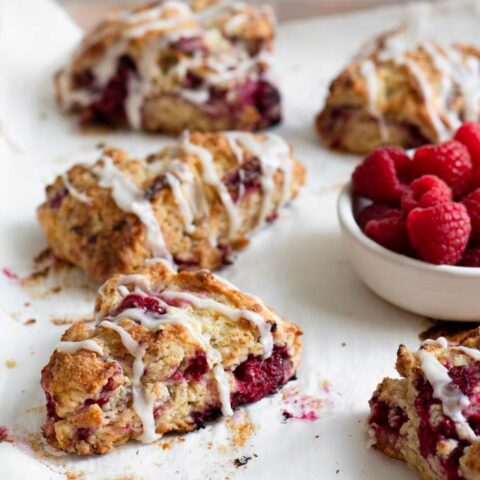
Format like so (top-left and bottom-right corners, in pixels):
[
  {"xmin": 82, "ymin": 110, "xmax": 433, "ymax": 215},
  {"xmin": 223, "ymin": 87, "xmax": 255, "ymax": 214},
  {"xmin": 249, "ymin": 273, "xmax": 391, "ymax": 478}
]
[
  {"xmin": 316, "ymin": 28, "xmax": 480, "ymax": 153},
  {"xmin": 56, "ymin": 0, "xmax": 281, "ymax": 132},
  {"xmin": 368, "ymin": 331, "xmax": 480, "ymax": 480},
  {"xmin": 37, "ymin": 131, "xmax": 305, "ymax": 281},
  {"xmin": 41, "ymin": 261, "xmax": 302, "ymax": 454}
]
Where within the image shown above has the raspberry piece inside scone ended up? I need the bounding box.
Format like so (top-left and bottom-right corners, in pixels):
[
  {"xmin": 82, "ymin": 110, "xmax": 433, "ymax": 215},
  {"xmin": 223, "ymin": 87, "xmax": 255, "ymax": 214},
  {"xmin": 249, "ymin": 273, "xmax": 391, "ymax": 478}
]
[
  {"xmin": 316, "ymin": 27, "xmax": 480, "ymax": 153},
  {"xmin": 56, "ymin": 1, "xmax": 281, "ymax": 133},
  {"xmin": 368, "ymin": 332, "xmax": 480, "ymax": 480},
  {"xmin": 37, "ymin": 131, "xmax": 305, "ymax": 281},
  {"xmin": 41, "ymin": 261, "xmax": 302, "ymax": 455}
]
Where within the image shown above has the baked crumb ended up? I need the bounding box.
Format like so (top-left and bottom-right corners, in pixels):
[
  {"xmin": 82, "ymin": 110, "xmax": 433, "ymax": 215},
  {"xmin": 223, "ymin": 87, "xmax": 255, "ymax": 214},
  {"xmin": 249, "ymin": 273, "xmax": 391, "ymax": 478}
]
[
  {"xmin": 50, "ymin": 316, "xmax": 94, "ymax": 326},
  {"xmin": 5, "ymin": 360, "xmax": 16, "ymax": 368}
]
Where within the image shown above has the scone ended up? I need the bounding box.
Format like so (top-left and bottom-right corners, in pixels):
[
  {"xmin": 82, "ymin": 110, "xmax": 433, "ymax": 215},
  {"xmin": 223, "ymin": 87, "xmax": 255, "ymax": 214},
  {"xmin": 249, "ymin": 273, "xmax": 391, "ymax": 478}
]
[
  {"xmin": 41, "ymin": 261, "xmax": 302, "ymax": 455},
  {"xmin": 316, "ymin": 27, "xmax": 480, "ymax": 153},
  {"xmin": 56, "ymin": 0, "xmax": 281, "ymax": 133},
  {"xmin": 37, "ymin": 131, "xmax": 305, "ymax": 281},
  {"xmin": 368, "ymin": 330, "xmax": 480, "ymax": 480}
]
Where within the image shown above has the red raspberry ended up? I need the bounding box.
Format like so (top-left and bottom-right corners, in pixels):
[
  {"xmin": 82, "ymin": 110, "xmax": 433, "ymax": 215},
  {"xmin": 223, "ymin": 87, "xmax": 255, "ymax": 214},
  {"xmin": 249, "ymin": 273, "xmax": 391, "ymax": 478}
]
[
  {"xmin": 356, "ymin": 204, "xmax": 398, "ymax": 230},
  {"xmin": 352, "ymin": 147, "xmax": 411, "ymax": 204},
  {"xmin": 401, "ymin": 175, "xmax": 452, "ymax": 213},
  {"xmin": 406, "ymin": 202, "xmax": 471, "ymax": 265},
  {"xmin": 364, "ymin": 210, "xmax": 409, "ymax": 254},
  {"xmin": 456, "ymin": 122, "xmax": 480, "ymax": 191},
  {"xmin": 462, "ymin": 188, "xmax": 480, "ymax": 244},
  {"xmin": 410, "ymin": 140, "xmax": 473, "ymax": 198},
  {"xmin": 459, "ymin": 247, "xmax": 480, "ymax": 267}
]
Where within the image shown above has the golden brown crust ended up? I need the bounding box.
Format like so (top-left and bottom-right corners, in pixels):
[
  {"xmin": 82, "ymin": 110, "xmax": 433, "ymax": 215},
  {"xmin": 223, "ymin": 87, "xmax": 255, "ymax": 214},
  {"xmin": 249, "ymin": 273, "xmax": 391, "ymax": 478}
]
[
  {"xmin": 55, "ymin": 1, "xmax": 280, "ymax": 133},
  {"xmin": 41, "ymin": 261, "xmax": 302, "ymax": 455},
  {"xmin": 37, "ymin": 132, "xmax": 305, "ymax": 282},
  {"xmin": 369, "ymin": 330, "xmax": 480, "ymax": 480},
  {"xmin": 316, "ymin": 28, "xmax": 480, "ymax": 153}
]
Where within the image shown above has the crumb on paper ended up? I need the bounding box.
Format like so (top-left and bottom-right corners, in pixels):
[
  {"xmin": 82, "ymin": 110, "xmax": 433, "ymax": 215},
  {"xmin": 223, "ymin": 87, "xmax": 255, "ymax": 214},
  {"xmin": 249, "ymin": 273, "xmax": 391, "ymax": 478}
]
[
  {"xmin": 5, "ymin": 360, "xmax": 16, "ymax": 368},
  {"xmin": 65, "ymin": 472, "xmax": 84, "ymax": 480},
  {"xmin": 226, "ymin": 411, "xmax": 256, "ymax": 448},
  {"xmin": 341, "ymin": 342, "xmax": 346, "ymax": 347},
  {"xmin": 280, "ymin": 382, "xmax": 334, "ymax": 423},
  {"xmin": 26, "ymin": 406, "xmax": 45, "ymax": 415},
  {"xmin": 218, "ymin": 444, "xmax": 228, "ymax": 454},
  {"xmin": 233, "ymin": 456, "xmax": 252, "ymax": 468},
  {"xmin": 0, "ymin": 426, "xmax": 14, "ymax": 443},
  {"xmin": 156, "ymin": 435, "xmax": 185, "ymax": 451},
  {"xmin": 51, "ymin": 316, "xmax": 94, "ymax": 326},
  {"xmin": 317, "ymin": 182, "xmax": 345, "ymax": 196},
  {"xmin": 158, "ymin": 440, "xmax": 173, "ymax": 450},
  {"xmin": 2, "ymin": 267, "xmax": 20, "ymax": 281},
  {"xmin": 24, "ymin": 318, "xmax": 36, "ymax": 326}
]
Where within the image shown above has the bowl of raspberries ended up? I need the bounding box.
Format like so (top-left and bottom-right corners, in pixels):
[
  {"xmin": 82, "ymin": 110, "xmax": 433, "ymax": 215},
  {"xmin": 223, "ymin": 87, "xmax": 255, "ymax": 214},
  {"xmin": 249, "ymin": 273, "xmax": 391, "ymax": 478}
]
[{"xmin": 337, "ymin": 122, "xmax": 480, "ymax": 321}]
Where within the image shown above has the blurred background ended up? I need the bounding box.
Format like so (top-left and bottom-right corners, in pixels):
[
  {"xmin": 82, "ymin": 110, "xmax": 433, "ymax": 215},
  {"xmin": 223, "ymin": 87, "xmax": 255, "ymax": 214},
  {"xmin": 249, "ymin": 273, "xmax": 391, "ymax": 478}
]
[{"xmin": 56, "ymin": 0, "xmax": 414, "ymax": 27}]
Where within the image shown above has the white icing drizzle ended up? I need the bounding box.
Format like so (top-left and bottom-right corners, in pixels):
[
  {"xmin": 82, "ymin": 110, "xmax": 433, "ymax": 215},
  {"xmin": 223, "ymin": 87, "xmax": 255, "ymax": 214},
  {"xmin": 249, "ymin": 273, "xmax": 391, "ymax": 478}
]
[
  {"xmin": 181, "ymin": 132, "xmax": 242, "ymax": 236},
  {"xmin": 422, "ymin": 43, "xmax": 462, "ymax": 130},
  {"xmin": 101, "ymin": 320, "xmax": 161, "ymax": 443},
  {"xmin": 213, "ymin": 365, "xmax": 234, "ymax": 416},
  {"xmin": 165, "ymin": 172, "xmax": 196, "ymax": 234},
  {"xmin": 223, "ymin": 12, "xmax": 248, "ymax": 36},
  {"xmin": 117, "ymin": 273, "xmax": 154, "ymax": 292},
  {"xmin": 93, "ymin": 155, "xmax": 172, "ymax": 262},
  {"xmin": 224, "ymin": 132, "xmax": 293, "ymax": 227},
  {"xmin": 161, "ymin": 290, "xmax": 273, "ymax": 358},
  {"xmin": 124, "ymin": 75, "xmax": 146, "ymax": 130},
  {"xmin": 403, "ymin": 58, "xmax": 450, "ymax": 141},
  {"xmin": 179, "ymin": 87, "xmax": 210, "ymax": 105},
  {"xmin": 423, "ymin": 336, "xmax": 480, "ymax": 362},
  {"xmin": 359, "ymin": 60, "xmax": 389, "ymax": 142},
  {"xmin": 61, "ymin": 173, "xmax": 92, "ymax": 205},
  {"xmin": 418, "ymin": 348, "xmax": 478, "ymax": 442},
  {"xmin": 56, "ymin": 340, "xmax": 104, "ymax": 356}
]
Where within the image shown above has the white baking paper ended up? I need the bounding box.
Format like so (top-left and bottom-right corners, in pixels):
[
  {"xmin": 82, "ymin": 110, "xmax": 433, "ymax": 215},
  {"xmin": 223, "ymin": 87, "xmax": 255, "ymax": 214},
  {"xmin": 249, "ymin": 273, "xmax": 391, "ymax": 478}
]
[{"xmin": 1, "ymin": 0, "xmax": 479, "ymax": 478}]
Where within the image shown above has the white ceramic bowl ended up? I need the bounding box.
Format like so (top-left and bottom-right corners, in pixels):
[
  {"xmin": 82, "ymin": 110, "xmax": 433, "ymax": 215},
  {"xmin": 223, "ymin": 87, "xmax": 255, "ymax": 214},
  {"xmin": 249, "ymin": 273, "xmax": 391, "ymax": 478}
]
[{"xmin": 337, "ymin": 182, "xmax": 480, "ymax": 321}]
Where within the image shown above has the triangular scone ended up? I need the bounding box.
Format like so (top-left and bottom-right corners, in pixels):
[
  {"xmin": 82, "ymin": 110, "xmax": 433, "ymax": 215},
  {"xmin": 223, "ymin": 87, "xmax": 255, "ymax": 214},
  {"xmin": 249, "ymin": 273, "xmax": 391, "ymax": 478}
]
[
  {"xmin": 316, "ymin": 28, "xmax": 480, "ymax": 153},
  {"xmin": 37, "ymin": 131, "xmax": 305, "ymax": 281},
  {"xmin": 41, "ymin": 261, "xmax": 302, "ymax": 455},
  {"xmin": 368, "ymin": 330, "xmax": 480, "ymax": 479},
  {"xmin": 55, "ymin": 0, "xmax": 281, "ymax": 132}
]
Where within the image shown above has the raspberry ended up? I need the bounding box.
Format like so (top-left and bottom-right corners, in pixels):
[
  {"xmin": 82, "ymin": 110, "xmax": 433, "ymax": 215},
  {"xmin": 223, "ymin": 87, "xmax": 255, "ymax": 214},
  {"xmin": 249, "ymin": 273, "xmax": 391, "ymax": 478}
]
[
  {"xmin": 455, "ymin": 122, "xmax": 480, "ymax": 172},
  {"xmin": 364, "ymin": 211, "xmax": 409, "ymax": 254},
  {"xmin": 352, "ymin": 147, "xmax": 411, "ymax": 204},
  {"xmin": 356, "ymin": 204, "xmax": 398, "ymax": 230},
  {"xmin": 407, "ymin": 202, "xmax": 471, "ymax": 265},
  {"xmin": 456, "ymin": 122, "xmax": 480, "ymax": 191},
  {"xmin": 459, "ymin": 247, "xmax": 480, "ymax": 267},
  {"xmin": 401, "ymin": 175, "xmax": 452, "ymax": 213},
  {"xmin": 462, "ymin": 188, "xmax": 480, "ymax": 244},
  {"xmin": 411, "ymin": 140, "xmax": 473, "ymax": 198}
]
